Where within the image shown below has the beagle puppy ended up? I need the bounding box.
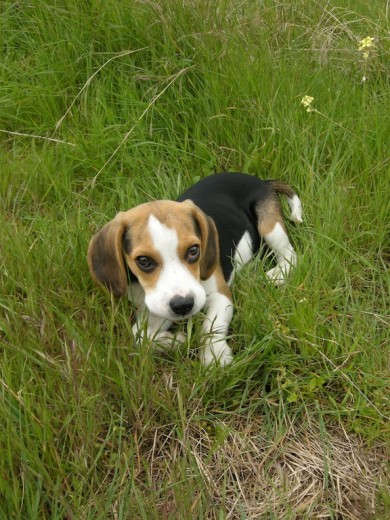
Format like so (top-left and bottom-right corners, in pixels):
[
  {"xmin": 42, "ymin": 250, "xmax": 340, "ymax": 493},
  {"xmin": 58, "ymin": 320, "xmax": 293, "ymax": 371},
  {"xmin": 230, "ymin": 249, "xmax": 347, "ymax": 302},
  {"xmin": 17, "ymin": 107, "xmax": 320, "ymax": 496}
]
[{"xmin": 88, "ymin": 172, "xmax": 302, "ymax": 366}]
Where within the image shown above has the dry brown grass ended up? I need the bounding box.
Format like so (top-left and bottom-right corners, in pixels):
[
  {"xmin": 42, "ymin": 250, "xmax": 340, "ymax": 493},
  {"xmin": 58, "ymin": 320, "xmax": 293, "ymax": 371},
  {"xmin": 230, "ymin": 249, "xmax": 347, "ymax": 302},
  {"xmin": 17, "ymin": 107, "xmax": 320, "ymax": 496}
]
[{"xmin": 140, "ymin": 416, "xmax": 388, "ymax": 519}]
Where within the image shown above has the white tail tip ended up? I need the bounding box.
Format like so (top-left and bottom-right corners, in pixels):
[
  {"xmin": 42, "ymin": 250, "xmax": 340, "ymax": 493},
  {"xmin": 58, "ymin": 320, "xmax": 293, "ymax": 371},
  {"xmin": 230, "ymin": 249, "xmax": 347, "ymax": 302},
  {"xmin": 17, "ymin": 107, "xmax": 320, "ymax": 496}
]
[{"xmin": 288, "ymin": 194, "xmax": 303, "ymax": 224}]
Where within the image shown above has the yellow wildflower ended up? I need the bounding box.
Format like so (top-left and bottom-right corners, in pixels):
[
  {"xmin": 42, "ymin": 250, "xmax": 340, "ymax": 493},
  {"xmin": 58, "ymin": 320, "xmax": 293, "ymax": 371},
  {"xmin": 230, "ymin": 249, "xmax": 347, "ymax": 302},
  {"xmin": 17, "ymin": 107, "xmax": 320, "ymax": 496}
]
[
  {"xmin": 301, "ymin": 95, "xmax": 314, "ymax": 112},
  {"xmin": 358, "ymin": 36, "xmax": 374, "ymax": 51}
]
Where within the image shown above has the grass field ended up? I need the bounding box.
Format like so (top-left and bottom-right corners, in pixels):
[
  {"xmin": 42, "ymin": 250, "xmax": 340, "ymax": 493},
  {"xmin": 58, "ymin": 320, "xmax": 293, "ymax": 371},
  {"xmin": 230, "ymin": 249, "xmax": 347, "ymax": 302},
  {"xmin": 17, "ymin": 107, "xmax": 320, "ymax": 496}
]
[{"xmin": 1, "ymin": 0, "xmax": 389, "ymax": 518}]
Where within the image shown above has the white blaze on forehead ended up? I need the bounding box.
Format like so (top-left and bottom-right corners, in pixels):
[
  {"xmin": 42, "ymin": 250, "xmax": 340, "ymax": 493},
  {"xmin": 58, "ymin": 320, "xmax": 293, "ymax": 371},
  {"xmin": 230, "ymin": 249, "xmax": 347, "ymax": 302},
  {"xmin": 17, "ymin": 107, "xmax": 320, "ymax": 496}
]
[
  {"xmin": 148, "ymin": 214, "xmax": 179, "ymax": 259},
  {"xmin": 145, "ymin": 214, "xmax": 206, "ymax": 320}
]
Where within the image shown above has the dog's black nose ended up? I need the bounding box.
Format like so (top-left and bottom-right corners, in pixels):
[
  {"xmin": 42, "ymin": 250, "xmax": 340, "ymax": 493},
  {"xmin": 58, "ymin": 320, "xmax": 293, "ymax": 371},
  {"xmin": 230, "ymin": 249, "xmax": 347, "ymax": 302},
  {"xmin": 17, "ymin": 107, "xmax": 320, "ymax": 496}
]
[{"xmin": 169, "ymin": 294, "xmax": 195, "ymax": 316}]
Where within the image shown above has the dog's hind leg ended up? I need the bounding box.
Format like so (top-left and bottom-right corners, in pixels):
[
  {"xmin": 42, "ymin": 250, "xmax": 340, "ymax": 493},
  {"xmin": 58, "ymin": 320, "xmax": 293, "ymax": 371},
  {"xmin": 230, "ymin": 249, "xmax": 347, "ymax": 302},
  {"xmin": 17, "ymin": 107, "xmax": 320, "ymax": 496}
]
[
  {"xmin": 262, "ymin": 222, "xmax": 297, "ymax": 285},
  {"xmin": 256, "ymin": 193, "xmax": 300, "ymax": 285}
]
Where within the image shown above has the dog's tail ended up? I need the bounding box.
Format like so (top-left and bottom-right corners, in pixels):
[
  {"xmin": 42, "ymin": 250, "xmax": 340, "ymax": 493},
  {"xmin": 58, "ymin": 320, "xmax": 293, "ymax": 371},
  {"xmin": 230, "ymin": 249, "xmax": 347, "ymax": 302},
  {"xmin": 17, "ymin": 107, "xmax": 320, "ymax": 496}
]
[{"xmin": 271, "ymin": 181, "xmax": 303, "ymax": 224}]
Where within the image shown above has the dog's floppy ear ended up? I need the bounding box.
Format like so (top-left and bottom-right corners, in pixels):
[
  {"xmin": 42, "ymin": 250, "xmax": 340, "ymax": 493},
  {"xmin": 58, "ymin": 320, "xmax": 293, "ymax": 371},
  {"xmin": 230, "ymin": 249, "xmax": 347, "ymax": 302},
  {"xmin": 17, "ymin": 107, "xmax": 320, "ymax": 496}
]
[
  {"xmin": 183, "ymin": 200, "xmax": 219, "ymax": 280},
  {"xmin": 87, "ymin": 212, "xmax": 129, "ymax": 298}
]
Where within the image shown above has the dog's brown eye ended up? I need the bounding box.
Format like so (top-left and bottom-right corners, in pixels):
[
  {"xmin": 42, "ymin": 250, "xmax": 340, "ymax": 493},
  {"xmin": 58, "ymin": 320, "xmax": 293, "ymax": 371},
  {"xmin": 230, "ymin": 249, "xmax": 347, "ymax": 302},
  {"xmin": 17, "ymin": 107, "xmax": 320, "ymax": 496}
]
[
  {"xmin": 135, "ymin": 256, "xmax": 155, "ymax": 273},
  {"xmin": 186, "ymin": 245, "xmax": 200, "ymax": 263}
]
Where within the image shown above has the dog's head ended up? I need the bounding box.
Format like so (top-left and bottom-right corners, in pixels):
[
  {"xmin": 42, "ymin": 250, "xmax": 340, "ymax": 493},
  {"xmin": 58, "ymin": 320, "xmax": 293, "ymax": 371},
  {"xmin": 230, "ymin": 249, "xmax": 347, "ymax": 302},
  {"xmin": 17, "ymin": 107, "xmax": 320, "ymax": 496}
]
[{"xmin": 87, "ymin": 200, "xmax": 219, "ymax": 320}]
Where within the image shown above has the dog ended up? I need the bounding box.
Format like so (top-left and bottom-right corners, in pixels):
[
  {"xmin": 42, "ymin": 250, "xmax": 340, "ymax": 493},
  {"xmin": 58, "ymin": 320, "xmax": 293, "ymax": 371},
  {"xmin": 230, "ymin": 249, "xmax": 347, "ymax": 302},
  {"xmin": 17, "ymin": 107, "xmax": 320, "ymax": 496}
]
[{"xmin": 87, "ymin": 172, "xmax": 303, "ymax": 366}]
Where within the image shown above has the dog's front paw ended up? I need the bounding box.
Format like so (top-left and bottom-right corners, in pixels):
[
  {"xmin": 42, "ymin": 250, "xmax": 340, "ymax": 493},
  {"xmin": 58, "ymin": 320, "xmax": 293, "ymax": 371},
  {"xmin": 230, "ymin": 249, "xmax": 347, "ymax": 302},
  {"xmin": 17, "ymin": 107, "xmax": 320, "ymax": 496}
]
[
  {"xmin": 152, "ymin": 331, "xmax": 186, "ymax": 351},
  {"xmin": 266, "ymin": 265, "xmax": 287, "ymax": 286},
  {"xmin": 201, "ymin": 341, "xmax": 233, "ymax": 367},
  {"xmin": 173, "ymin": 331, "xmax": 187, "ymax": 345}
]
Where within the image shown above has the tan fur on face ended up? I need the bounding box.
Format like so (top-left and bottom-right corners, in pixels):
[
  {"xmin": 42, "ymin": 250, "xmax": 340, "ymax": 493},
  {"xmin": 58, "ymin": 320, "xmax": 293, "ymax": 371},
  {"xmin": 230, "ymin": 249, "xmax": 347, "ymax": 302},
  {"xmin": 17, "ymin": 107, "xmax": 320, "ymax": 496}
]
[{"xmin": 87, "ymin": 200, "xmax": 219, "ymax": 297}]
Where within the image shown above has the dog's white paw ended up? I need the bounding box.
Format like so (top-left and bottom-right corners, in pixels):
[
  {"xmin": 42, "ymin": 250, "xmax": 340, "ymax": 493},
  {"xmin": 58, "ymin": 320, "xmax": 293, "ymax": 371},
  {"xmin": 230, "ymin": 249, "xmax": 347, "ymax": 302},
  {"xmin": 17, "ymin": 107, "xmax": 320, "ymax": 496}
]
[
  {"xmin": 201, "ymin": 341, "xmax": 233, "ymax": 367},
  {"xmin": 132, "ymin": 322, "xmax": 145, "ymax": 342},
  {"xmin": 174, "ymin": 331, "xmax": 187, "ymax": 345},
  {"xmin": 132, "ymin": 322, "xmax": 187, "ymax": 351},
  {"xmin": 152, "ymin": 331, "xmax": 188, "ymax": 351},
  {"xmin": 266, "ymin": 265, "xmax": 287, "ymax": 286}
]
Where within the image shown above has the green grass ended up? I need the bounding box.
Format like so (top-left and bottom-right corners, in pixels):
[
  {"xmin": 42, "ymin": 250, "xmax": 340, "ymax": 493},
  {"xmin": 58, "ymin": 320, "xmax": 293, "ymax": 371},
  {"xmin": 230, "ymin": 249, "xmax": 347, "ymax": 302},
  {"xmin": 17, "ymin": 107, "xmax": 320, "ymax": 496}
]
[{"xmin": 1, "ymin": 0, "xmax": 389, "ymax": 518}]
